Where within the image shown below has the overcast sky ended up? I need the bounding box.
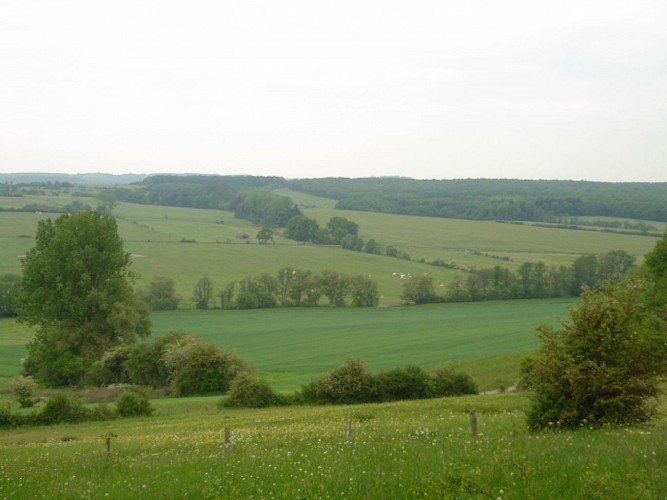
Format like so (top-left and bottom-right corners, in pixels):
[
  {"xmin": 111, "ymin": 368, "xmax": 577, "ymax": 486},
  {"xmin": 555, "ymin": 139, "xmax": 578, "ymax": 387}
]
[{"xmin": 1, "ymin": 1, "xmax": 666, "ymax": 181}]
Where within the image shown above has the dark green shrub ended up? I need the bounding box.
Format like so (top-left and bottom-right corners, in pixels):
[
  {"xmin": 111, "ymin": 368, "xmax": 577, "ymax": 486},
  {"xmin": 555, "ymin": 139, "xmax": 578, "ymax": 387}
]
[
  {"xmin": 116, "ymin": 391, "xmax": 154, "ymax": 417},
  {"xmin": 126, "ymin": 331, "xmax": 193, "ymax": 388},
  {"xmin": 100, "ymin": 346, "xmax": 132, "ymax": 384},
  {"xmin": 432, "ymin": 368, "xmax": 478, "ymax": 396},
  {"xmin": 220, "ymin": 372, "xmax": 283, "ymax": 408},
  {"xmin": 527, "ymin": 284, "xmax": 667, "ymax": 430},
  {"xmin": 84, "ymin": 345, "xmax": 133, "ymax": 386},
  {"xmin": 299, "ymin": 358, "xmax": 378, "ymax": 404},
  {"xmin": 0, "ymin": 404, "xmax": 18, "ymax": 428},
  {"xmin": 37, "ymin": 393, "xmax": 86, "ymax": 425},
  {"xmin": 37, "ymin": 352, "xmax": 91, "ymax": 387},
  {"xmin": 164, "ymin": 342, "xmax": 247, "ymax": 396},
  {"xmin": 517, "ymin": 357, "xmax": 534, "ymax": 390},
  {"xmin": 376, "ymin": 366, "xmax": 434, "ymax": 401}
]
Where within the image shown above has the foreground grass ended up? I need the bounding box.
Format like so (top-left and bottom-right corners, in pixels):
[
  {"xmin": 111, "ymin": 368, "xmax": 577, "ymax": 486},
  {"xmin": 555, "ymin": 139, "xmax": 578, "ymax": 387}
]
[{"xmin": 0, "ymin": 393, "xmax": 665, "ymax": 499}]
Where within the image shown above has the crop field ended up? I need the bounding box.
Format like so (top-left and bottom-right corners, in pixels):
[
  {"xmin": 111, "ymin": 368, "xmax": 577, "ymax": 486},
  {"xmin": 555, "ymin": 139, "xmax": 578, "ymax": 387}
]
[
  {"xmin": 0, "ymin": 393, "xmax": 665, "ymax": 498},
  {"xmin": 0, "ymin": 299, "xmax": 574, "ymax": 392},
  {"xmin": 149, "ymin": 299, "xmax": 574, "ymax": 392}
]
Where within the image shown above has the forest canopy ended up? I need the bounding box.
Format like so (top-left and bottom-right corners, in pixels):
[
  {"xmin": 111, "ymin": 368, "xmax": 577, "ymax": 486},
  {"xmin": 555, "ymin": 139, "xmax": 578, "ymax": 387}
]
[
  {"xmin": 108, "ymin": 175, "xmax": 667, "ymax": 223},
  {"xmin": 287, "ymin": 177, "xmax": 667, "ymax": 222}
]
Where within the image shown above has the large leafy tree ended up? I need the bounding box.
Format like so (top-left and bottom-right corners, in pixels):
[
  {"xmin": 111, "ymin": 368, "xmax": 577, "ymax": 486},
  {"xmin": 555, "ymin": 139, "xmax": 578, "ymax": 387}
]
[
  {"xmin": 141, "ymin": 276, "xmax": 180, "ymax": 311},
  {"xmin": 18, "ymin": 211, "xmax": 150, "ymax": 386},
  {"xmin": 401, "ymin": 274, "xmax": 439, "ymax": 304},
  {"xmin": 192, "ymin": 277, "xmax": 214, "ymax": 310},
  {"xmin": 319, "ymin": 270, "xmax": 349, "ymax": 307},
  {"xmin": 285, "ymin": 215, "xmax": 319, "ymax": 243},
  {"xmin": 349, "ymin": 275, "xmax": 379, "ymax": 307},
  {"xmin": 326, "ymin": 216, "xmax": 359, "ymax": 244}
]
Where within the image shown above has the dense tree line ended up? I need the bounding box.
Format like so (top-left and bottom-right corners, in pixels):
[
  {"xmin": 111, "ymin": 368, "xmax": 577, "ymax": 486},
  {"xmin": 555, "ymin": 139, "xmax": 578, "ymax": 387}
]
[
  {"xmin": 112, "ymin": 175, "xmax": 288, "ymax": 213},
  {"xmin": 190, "ymin": 268, "xmax": 379, "ymax": 310},
  {"xmin": 224, "ymin": 357, "xmax": 478, "ymax": 408},
  {"xmin": 6, "ymin": 175, "xmax": 666, "ymax": 224},
  {"xmin": 401, "ymin": 250, "xmax": 636, "ymax": 304},
  {"xmin": 283, "ymin": 215, "xmax": 382, "ymax": 255},
  {"xmin": 287, "ymin": 178, "xmax": 667, "ymax": 222},
  {"xmin": 107, "ymin": 175, "xmax": 667, "ymax": 223},
  {"xmin": 297, "ymin": 357, "xmax": 477, "ymax": 405}
]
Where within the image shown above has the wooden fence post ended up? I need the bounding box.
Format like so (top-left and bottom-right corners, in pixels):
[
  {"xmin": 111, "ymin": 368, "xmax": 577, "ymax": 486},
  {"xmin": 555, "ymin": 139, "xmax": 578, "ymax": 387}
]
[
  {"xmin": 345, "ymin": 418, "xmax": 352, "ymax": 441},
  {"xmin": 469, "ymin": 410, "xmax": 477, "ymax": 437},
  {"xmin": 224, "ymin": 427, "xmax": 231, "ymax": 448},
  {"xmin": 105, "ymin": 437, "xmax": 111, "ymax": 454}
]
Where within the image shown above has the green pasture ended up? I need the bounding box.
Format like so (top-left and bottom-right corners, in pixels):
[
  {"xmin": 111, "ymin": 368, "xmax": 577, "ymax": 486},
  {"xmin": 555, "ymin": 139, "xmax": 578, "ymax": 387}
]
[
  {"xmin": 276, "ymin": 188, "xmax": 662, "ymax": 267},
  {"xmin": 0, "ymin": 300, "xmax": 573, "ymax": 392},
  {"xmin": 301, "ymin": 206, "xmax": 660, "ymax": 268},
  {"xmin": 1, "ymin": 190, "xmax": 662, "ymax": 306},
  {"xmin": 0, "ymin": 393, "xmax": 664, "ymax": 498}
]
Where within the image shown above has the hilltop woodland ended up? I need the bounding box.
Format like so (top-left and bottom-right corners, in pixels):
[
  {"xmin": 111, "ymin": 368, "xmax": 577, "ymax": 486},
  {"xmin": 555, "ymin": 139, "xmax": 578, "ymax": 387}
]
[{"xmin": 6, "ymin": 174, "xmax": 663, "ymax": 226}]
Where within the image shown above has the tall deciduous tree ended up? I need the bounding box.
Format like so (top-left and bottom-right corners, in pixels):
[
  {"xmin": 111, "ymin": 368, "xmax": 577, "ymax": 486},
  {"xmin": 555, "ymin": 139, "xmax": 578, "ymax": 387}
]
[
  {"xmin": 326, "ymin": 216, "xmax": 358, "ymax": 244},
  {"xmin": 319, "ymin": 270, "xmax": 349, "ymax": 307},
  {"xmin": 349, "ymin": 275, "xmax": 379, "ymax": 307},
  {"xmin": 142, "ymin": 276, "xmax": 180, "ymax": 310},
  {"xmin": 0, "ymin": 273, "xmax": 21, "ymax": 317},
  {"xmin": 18, "ymin": 211, "xmax": 150, "ymax": 386},
  {"xmin": 285, "ymin": 215, "xmax": 319, "ymax": 243},
  {"xmin": 193, "ymin": 277, "xmax": 214, "ymax": 310},
  {"xmin": 256, "ymin": 227, "xmax": 274, "ymax": 244},
  {"xmin": 401, "ymin": 275, "xmax": 439, "ymax": 304}
]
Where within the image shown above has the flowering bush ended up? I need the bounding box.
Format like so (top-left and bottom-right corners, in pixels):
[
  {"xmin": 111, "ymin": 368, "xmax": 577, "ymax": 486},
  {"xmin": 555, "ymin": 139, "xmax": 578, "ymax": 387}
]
[{"xmin": 9, "ymin": 375, "xmax": 37, "ymax": 408}]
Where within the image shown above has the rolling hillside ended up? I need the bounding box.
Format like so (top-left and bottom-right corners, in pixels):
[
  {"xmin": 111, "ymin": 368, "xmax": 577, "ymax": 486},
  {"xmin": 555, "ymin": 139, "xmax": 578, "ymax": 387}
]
[{"xmin": 0, "ymin": 187, "xmax": 663, "ymax": 307}]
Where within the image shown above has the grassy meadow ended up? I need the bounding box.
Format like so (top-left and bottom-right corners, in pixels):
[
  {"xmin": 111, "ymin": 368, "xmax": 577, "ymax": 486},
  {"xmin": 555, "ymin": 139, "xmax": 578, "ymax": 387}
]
[{"xmin": 0, "ymin": 393, "xmax": 665, "ymax": 498}]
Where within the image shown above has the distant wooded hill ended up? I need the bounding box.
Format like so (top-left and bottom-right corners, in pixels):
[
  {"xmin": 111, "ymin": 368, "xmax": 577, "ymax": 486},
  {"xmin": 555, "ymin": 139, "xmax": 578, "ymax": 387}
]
[
  {"xmin": 5, "ymin": 174, "xmax": 664, "ymax": 222},
  {"xmin": 0, "ymin": 173, "xmax": 146, "ymax": 185},
  {"xmin": 288, "ymin": 178, "xmax": 667, "ymax": 223},
  {"xmin": 108, "ymin": 175, "xmax": 667, "ymax": 223}
]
